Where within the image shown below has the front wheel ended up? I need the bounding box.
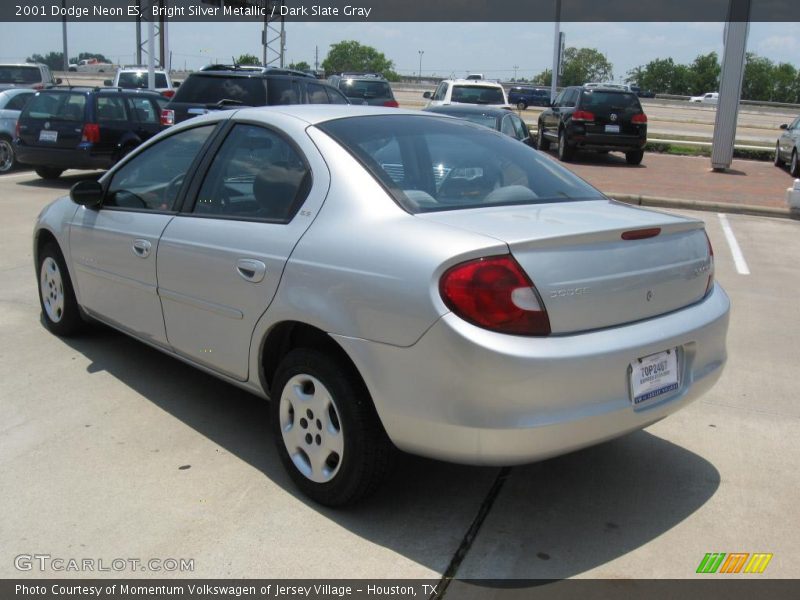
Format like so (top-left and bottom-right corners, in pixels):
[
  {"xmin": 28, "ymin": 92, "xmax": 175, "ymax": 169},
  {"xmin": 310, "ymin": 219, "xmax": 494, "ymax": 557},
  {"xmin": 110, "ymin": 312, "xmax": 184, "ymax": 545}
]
[
  {"xmin": 0, "ymin": 136, "xmax": 16, "ymax": 173},
  {"xmin": 37, "ymin": 242, "xmax": 85, "ymax": 337},
  {"xmin": 791, "ymin": 150, "xmax": 799, "ymax": 177},
  {"xmin": 625, "ymin": 150, "xmax": 645, "ymax": 165},
  {"xmin": 773, "ymin": 143, "xmax": 783, "ymax": 167},
  {"xmin": 517, "ymin": 101, "xmax": 527, "ymax": 110},
  {"xmin": 35, "ymin": 167, "xmax": 64, "ymax": 180},
  {"xmin": 271, "ymin": 348, "xmax": 394, "ymax": 506}
]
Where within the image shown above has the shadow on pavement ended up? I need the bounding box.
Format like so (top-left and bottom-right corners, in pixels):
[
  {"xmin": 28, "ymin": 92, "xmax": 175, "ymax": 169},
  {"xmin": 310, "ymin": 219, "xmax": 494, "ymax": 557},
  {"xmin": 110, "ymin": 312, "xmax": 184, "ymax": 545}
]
[
  {"xmin": 542, "ymin": 150, "xmax": 647, "ymax": 169},
  {"xmin": 17, "ymin": 170, "xmax": 103, "ymax": 189},
  {"xmin": 60, "ymin": 324, "xmax": 720, "ymax": 578}
]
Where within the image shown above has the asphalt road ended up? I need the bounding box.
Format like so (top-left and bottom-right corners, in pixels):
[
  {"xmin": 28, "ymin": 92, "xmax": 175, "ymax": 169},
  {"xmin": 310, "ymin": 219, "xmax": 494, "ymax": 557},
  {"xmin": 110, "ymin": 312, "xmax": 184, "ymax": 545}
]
[{"xmin": 1, "ymin": 170, "xmax": 798, "ymax": 580}]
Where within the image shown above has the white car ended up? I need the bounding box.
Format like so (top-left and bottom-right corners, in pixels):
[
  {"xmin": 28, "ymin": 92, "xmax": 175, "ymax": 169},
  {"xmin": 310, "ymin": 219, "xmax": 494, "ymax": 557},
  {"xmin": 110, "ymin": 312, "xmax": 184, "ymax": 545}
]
[
  {"xmin": 584, "ymin": 82, "xmax": 631, "ymax": 92},
  {"xmin": 424, "ymin": 79, "xmax": 510, "ymax": 108},
  {"xmin": 690, "ymin": 92, "xmax": 719, "ymax": 105},
  {"xmin": 105, "ymin": 67, "xmax": 177, "ymax": 98}
]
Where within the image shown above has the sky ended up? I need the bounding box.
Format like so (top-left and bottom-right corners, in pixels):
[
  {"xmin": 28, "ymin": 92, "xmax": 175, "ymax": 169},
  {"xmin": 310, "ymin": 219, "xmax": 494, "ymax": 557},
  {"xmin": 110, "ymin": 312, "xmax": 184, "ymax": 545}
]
[{"xmin": 0, "ymin": 21, "xmax": 798, "ymax": 80}]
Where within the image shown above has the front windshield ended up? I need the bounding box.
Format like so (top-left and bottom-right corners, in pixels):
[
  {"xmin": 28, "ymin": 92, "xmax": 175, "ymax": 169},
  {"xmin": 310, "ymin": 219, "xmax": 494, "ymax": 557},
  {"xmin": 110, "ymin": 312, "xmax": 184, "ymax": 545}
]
[{"xmin": 318, "ymin": 115, "xmax": 602, "ymax": 214}]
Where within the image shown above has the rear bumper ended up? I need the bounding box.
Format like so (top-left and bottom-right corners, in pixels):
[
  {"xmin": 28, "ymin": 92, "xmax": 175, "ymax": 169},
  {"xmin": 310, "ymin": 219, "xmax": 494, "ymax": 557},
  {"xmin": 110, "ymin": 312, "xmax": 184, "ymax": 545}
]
[
  {"xmin": 14, "ymin": 143, "xmax": 113, "ymax": 170},
  {"xmin": 334, "ymin": 283, "xmax": 729, "ymax": 465},
  {"xmin": 568, "ymin": 132, "xmax": 646, "ymax": 151}
]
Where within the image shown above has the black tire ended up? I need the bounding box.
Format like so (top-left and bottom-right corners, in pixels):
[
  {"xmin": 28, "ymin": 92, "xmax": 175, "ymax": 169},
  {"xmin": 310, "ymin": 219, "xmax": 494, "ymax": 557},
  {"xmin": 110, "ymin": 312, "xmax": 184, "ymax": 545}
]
[
  {"xmin": 536, "ymin": 122, "xmax": 550, "ymax": 151},
  {"xmin": 625, "ymin": 150, "xmax": 645, "ymax": 165},
  {"xmin": 0, "ymin": 136, "xmax": 16, "ymax": 173},
  {"xmin": 517, "ymin": 101, "xmax": 527, "ymax": 111},
  {"xmin": 557, "ymin": 128, "xmax": 574, "ymax": 162},
  {"xmin": 773, "ymin": 143, "xmax": 783, "ymax": 167},
  {"xmin": 271, "ymin": 348, "xmax": 394, "ymax": 506},
  {"xmin": 791, "ymin": 150, "xmax": 799, "ymax": 177},
  {"xmin": 35, "ymin": 167, "xmax": 64, "ymax": 180},
  {"xmin": 37, "ymin": 242, "xmax": 85, "ymax": 337}
]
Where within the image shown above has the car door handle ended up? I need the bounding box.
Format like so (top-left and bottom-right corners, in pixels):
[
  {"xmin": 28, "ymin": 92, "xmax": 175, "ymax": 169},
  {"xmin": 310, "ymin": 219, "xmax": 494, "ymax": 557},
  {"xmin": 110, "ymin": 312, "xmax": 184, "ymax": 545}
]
[
  {"xmin": 132, "ymin": 239, "xmax": 152, "ymax": 258},
  {"xmin": 236, "ymin": 259, "xmax": 266, "ymax": 283}
]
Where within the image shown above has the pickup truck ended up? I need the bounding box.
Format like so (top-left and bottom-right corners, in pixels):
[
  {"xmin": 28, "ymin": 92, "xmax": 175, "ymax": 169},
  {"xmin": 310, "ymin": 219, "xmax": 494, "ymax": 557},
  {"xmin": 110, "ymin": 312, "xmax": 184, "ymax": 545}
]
[{"xmin": 68, "ymin": 59, "xmax": 113, "ymax": 73}]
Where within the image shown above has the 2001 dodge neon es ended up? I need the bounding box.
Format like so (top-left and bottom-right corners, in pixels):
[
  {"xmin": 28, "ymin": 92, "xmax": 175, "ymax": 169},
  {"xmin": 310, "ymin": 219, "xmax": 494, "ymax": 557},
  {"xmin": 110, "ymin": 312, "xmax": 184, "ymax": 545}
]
[{"xmin": 34, "ymin": 106, "xmax": 729, "ymax": 506}]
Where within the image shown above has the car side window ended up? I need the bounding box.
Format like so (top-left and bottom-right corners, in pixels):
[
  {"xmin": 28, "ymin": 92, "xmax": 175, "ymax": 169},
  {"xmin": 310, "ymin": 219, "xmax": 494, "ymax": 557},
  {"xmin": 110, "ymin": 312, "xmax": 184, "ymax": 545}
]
[
  {"xmin": 307, "ymin": 83, "xmax": 330, "ymax": 104},
  {"xmin": 105, "ymin": 125, "xmax": 214, "ymax": 211},
  {"xmin": 433, "ymin": 83, "xmax": 446, "ymax": 101},
  {"xmin": 563, "ymin": 89, "xmax": 578, "ymax": 107},
  {"xmin": 96, "ymin": 95, "xmax": 128, "ymax": 123},
  {"xmin": 192, "ymin": 124, "xmax": 311, "ymax": 222},
  {"xmin": 500, "ymin": 115, "xmax": 517, "ymax": 138},
  {"xmin": 791, "ymin": 117, "xmax": 800, "ymax": 130},
  {"xmin": 553, "ymin": 90, "xmax": 567, "ymax": 107},
  {"xmin": 127, "ymin": 97, "xmax": 159, "ymax": 124},
  {"xmin": 510, "ymin": 114, "xmax": 528, "ymax": 140},
  {"xmin": 268, "ymin": 78, "xmax": 301, "ymax": 105},
  {"xmin": 6, "ymin": 93, "xmax": 33, "ymax": 111},
  {"xmin": 326, "ymin": 86, "xmax": 349, "ymax": 104}
]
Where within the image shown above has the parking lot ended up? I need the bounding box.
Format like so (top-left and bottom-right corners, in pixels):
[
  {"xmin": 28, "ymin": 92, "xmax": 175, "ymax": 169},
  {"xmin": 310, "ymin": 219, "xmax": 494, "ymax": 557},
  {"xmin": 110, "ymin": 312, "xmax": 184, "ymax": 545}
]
[{"xmin": 1, "ymin": 165, "xmax": 798, "ymax": 581}]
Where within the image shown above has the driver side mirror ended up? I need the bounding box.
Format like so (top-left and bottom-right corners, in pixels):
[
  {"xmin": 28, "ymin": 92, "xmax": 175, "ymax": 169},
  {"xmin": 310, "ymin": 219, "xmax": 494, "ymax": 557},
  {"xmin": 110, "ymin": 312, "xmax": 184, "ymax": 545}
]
[
  {"xmin": 779, "ymin": 123, "xmax": 788, "ymax": 130},
  {"xmin": 422, "ymin": 91, "xmax": 432, "ymax": 99},
  {"xmin": 70, "ymin": 180, "xmax": 103, "ymax": 208},
  {"xmin": 103, "ymin": 80, "xmax": 112, "ymax": 86}
]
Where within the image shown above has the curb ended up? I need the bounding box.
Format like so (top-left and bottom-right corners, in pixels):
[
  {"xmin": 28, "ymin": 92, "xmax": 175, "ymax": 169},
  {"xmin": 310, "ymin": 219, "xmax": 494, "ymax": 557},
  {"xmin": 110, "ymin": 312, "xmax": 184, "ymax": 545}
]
[{"xmin": 608, "ymin": 193, "xmax": 800, "ymax": 221}]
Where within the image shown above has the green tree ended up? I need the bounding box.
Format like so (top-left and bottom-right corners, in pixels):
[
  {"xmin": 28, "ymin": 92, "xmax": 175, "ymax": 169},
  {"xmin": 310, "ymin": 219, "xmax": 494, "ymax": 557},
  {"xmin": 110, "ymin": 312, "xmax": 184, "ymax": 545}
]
[
  {"xmin": 321, "ymin": 40, "xmax": 398, "ymax": 80},
  {"xmin": 533, "ymin": 68, "xmax": 552, "ymax": 86},
  {"xmin": 689, "ymin": 52, "xmax": 720, "ymax": 95},
  {"xmin": 288, "ymin": 61, "xmax": 311, "ymax": 71},
  {"xmin": 742, "ymin": 53, "xmax": 775, "ymax": 101},
  {"xmin": 236, "ymin": 53, "xmax": 260, "ymax": 66},
  {"xmin": 559, "ymin": 47, "xmax": 613, "ymax": 87},
  {"xmin": 27, "ymin": 52, "xmax": 64, "ymax": 71},
  {"xmin": 627, "ymin": 57, "xmax": 692, "ymax": 95},
  {"xmin": 772, "ymin": 62, "xmax": 798, "ymax": 103}
]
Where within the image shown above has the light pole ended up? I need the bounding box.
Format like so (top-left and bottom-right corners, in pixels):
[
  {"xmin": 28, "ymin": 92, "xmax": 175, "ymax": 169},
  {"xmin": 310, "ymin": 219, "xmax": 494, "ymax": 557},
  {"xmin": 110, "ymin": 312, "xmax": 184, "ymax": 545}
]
[
  {"xmin": 418, "ymin": 50, "xmax": 424, "ymax": 80},
  {"xmin": 513, "ymin": 64, "xmax": 519, "ymax": 81}
]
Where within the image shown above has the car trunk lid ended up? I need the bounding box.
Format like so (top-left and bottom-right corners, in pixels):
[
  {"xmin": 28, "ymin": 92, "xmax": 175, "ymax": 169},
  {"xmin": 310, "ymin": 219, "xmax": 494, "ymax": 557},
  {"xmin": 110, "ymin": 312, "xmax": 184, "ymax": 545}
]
[{"xmin": 418, "ymin": 199, "xmax": 712, "ymax": 334}]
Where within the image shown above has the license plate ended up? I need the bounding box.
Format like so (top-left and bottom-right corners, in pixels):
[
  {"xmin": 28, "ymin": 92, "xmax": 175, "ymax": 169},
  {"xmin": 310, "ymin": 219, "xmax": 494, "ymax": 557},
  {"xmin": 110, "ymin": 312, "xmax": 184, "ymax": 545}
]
[
  {"xmin": 39, "ymin": 130, "xmax": 58, "ymax": 142},
  {"xmin": 605, "ymin": 124, "xmax": 620, "ymax": 133},
  {"xmin": 630, "ymin": 348, "xmax": 679, "ymax": 405}
]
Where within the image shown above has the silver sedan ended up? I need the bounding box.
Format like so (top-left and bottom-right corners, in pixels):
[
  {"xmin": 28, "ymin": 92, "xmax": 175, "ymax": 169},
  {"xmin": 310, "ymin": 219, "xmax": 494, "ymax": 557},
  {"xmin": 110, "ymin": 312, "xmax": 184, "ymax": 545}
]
[{"xmin": 34, "ymin": 106, "xmax": 730, "ymax": 506}]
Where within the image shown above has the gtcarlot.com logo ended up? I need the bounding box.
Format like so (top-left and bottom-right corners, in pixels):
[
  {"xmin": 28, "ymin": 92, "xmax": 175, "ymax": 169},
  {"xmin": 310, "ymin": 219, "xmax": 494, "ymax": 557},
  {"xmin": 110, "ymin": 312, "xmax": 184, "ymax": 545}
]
[
  {"xmin": 15, "ymin": 554, "xmax": 194, "ymax": 573},
  {"xmin": 696, "ymin": 552, "xmax": 773, "ymax": 574}
]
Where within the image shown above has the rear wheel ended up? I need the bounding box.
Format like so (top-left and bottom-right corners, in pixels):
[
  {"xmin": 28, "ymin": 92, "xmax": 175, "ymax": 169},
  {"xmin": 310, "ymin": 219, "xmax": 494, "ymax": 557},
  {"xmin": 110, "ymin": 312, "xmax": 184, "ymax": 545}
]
[
  {"xmin": 791, "ymin": 150, "xmax": 799, "ymax": 177},
  {"xmin": 517, "ymin": 101, "xmax": 527, "ymax": 110},
  {"xmin": 35, "ymin": 167, "xmax": 64, "ymax": 180},
  {"xmin": 0, "ymin": 136, "xmax": 15, "ymax": 173},
  {"xmin": 37, "ymin": 242, "xmax": 85, "ymax": 337},
  {"xmin": 625, "ymin": 150, "xmax": 645, "ymax": 165},
  {"xmin": 271, "ymin": 348, "xmax": 394, "ymax": 506},
  {"xmin": 536, "ymin": 122, "xmax": 550, "ymax": 151},
  {"xmin": 557, "ymin": 129, "xmax": 574, "ymax": 161},
  {"xmin": 774, "ymin": 143, "xmax": 783, "ymax": 166}
]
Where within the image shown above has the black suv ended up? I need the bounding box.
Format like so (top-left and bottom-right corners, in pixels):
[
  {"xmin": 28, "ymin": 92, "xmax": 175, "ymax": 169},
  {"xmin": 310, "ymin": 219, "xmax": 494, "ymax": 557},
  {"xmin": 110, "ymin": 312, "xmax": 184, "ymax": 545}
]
[
  {"xmin": 15, "ymin": 87, "xmax": 167, "ymax": 179},
  {"xmin": 163, "ymin": 70, "xmax": 349, "ymax": 125},
  {"xmin": 326, "ymin": 73, "xmax": 398, "ymax": 107},
  {"xmin": 536, "ymin": 86, "xmax": 648, "ymax": 164}
]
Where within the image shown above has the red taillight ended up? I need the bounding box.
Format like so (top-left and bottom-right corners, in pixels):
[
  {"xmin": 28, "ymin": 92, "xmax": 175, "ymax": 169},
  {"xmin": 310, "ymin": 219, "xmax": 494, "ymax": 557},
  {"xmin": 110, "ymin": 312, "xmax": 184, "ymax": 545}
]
[
  {"xmin": 571, "ymin": 110, "xmax": 595, "ymax": 122},
  {"xmin": 439, "ymin": 255, "xmax": 551, "ymax": 336},
  {"xmin": 81, "ymin": 123, "xmax": 100, "ymax": 143},
  {"xmin": 161, "ymin": 90, "xmax": 175, "ymax": 99},
  {"xmin": 632, "ymin": 112, "xmax": 648, "ymax": 124},
  {"xmin": 704, "ymin": 231, "xmax": 715, "ymax": 296},
  {"xmin": 33, "ymin": 84, "xmax": 43, "ymax": 90},
  {"xmin": 160, "ymin": 109, "xmax": 174, "ymax": 126},
  {"xmin": 15, "ymin": 122, "xmax": 21, "ymax": 139},
  {"xmin": 382, "ymin": 100, "xmax": 399, "ymax": 108},
  {"xmin": 621, "ymin": 227, "xmax": 661, "ymax": 240}
]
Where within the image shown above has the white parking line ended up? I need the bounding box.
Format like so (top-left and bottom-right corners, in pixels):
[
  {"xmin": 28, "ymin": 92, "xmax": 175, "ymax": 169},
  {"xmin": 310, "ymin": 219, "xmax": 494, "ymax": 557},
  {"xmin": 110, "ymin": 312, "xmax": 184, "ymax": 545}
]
[{"xmin": 717, "ymin": 213, "xmax": 750, "ymax": 275}]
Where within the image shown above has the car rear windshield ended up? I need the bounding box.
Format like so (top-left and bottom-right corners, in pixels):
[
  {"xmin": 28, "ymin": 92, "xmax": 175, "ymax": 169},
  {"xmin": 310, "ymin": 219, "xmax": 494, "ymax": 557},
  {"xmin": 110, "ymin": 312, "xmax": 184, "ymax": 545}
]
[
  {"xmin": 318, "ymin": 115, "xmax": 602, "ymax": 214},
  {"xmin": 118, "ymin": 72, "xmax": 169, "ymax": 89},
  {"xmin": 580, "ymin": 90, "xmax": 642, "ymax": 112},
  {"xmin": 172, "ymin": 75, "xmax": 266, "ymax": 105},
  {"xmin": 451, "ymin": 85, "xmax": 505, "ymax": 105},
  {"xmin": 0, "ymin": 66, "xmax": 41, "ymax": 84},
  {"xmin": 22, "ymin": 92, "xmax": 86, "ymax": 121},
  {"xmin": 338, "ymin": 79, "xmax": 392, "ymax": 100}
]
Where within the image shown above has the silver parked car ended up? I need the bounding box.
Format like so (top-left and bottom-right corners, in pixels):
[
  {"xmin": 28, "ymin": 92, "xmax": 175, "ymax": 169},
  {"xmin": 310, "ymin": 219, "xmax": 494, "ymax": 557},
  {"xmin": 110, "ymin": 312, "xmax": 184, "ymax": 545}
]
[
  {"xmin": 775, "ymin": 116, "xmax": 800, "ymax": 177},
  {"xmin": 34, "ymin": 106, "xmax": 730, "ymax": 506},
  {"xmin": 0, "ymin": 88, "xmax": 35, "ymax": 172}
]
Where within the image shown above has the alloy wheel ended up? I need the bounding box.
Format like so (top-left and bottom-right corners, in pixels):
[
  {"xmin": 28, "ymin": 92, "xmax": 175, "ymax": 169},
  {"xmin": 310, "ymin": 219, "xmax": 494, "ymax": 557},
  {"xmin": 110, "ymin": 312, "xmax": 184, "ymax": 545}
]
[
  {"xmin": 40, "ymin": 257, "xmax": 65, "ymax": 323},
  {"xmin": 0, "ymin": 138, "xmax": 13, "ymax": 173}
]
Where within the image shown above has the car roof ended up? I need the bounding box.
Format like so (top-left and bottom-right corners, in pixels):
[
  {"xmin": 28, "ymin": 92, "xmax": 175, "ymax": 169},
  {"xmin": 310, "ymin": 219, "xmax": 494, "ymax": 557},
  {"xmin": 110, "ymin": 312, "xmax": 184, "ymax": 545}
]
[
  {"xmin": 424, "ymin": 104, "xmax": 509, "ymax": 117},
  {"xmin": 447, "ymin": 79, "xmax": 503, "ymax": 87},
  {"xmin": 181, "ymin": 105, "xmax": 421, "ymax": 128},
  {"xmin": 0, "ymin": 63, "xmax": 45, "ymax": 68},
  {"xmin": 37, "ymin": 86, "xmax": 163, "ymax": 97}
]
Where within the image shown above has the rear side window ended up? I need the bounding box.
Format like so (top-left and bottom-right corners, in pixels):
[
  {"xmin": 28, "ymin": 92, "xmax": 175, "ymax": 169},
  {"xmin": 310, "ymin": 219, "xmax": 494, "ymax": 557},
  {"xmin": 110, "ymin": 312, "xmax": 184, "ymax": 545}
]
[
  {"xmin": 0, "ymin": 66, "xmax": 41, "ymax": 84},
  {"xmin": 192, "ymin": 124, "xmax": 310, "ymax": 221},
  {"xmin": 5, "ymin": 93, "xmax": 33, "ymax": 111},
  {"xmin": 307, "ymin": 83, "xmax": 330, "ymax": 104},
  {"xmin": 127, "ymin": 97, "xmax": 159, "ymax": 124},
  {"xmin": 267, "ymin": 78, "xmax": 301, "ymax": 105},
  {"xmin": 173, "ymin": 75, "xmax": 266, "ymax": 106},
  {"xmin": 319, "ymin": 115, "xmax": 601, "ymax": 213},
  {"xmin": 451, "ymin": 85, "xmax": 505, "ymax": 105},
  {"xmin": 96, "ymin": 96, "xmax": 128, "ymax": 123},
  {"xmin": 24, "ymin": 93, "xmax": 86, "ymax": 121},
  {"xmin": 580, "ymin": 90, "xmax": 641, "ymax": 111},
  {"xmin": 326, "ymin": 87, "xmax": 349, "ymax": 104}
]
